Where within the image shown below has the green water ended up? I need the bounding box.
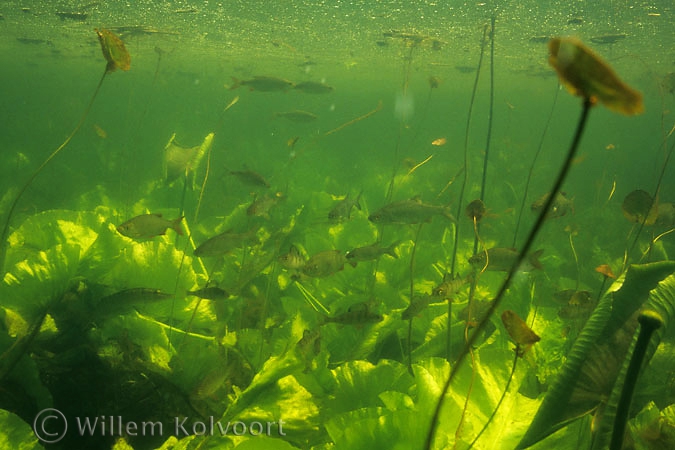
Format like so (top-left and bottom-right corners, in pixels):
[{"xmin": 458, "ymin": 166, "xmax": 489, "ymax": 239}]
[{"xmin": 0, "ymin": 1, "xmax": 674, "ymax": 449}]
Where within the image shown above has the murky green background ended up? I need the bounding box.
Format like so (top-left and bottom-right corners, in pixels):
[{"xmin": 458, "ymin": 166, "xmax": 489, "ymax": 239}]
[{"xmin": 0, "ymin": 1, "xmax": 673, "ymax": 449}]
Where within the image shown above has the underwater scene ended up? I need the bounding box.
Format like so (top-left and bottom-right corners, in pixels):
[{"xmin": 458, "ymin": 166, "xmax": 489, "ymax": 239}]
[{"xmin": 1, "ymin": 1, "xmax": 674, "ymax": 449}]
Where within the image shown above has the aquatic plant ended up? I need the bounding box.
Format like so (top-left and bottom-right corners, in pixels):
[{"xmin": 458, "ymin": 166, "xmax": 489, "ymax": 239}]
[
  {"xmin": 425, "ymin": 36, "xmax": 646, "ymax": 449},
  {"xmin": 0, "ymin": 29, "xmax": 130, "ymax": 274}
]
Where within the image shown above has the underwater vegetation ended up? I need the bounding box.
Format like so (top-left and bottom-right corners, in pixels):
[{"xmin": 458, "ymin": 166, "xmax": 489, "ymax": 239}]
[{"xmin": 0, "ymin": 9, "xmax": 674, "ymax": 450}]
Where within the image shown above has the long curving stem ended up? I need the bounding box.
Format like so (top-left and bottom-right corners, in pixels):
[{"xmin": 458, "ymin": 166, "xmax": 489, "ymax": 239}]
[
  {"xmin": 0, "ymin": 68, "xmax": 109, "ymax": 274},
  {"xmin": 424, "ymin": 96, "xmax": 593, "ymax": 450}
]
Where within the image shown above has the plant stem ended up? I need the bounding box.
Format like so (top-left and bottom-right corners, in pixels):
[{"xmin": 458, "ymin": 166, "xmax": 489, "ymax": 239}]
[
  {"xmin": 0, "ymin": 68, "xmax": 108, "ymax": 274},
  {"xmin": 424, "ymin": 97, "xmax": 593, "ymax": 450},
  {"xmin": 610, "ymin": 311, "xmax": 663, "ymax": 450}
]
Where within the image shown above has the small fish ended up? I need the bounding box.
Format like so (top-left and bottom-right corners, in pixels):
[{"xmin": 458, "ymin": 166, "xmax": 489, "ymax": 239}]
[
  {"xmin": 402, "ymin": 294, "xmax": 433, "ymax": 320},
  {"xmin": 328, "ymin": 191, "xmax": 362, "ymax": 222},
  {"xmin": 97, "ymin": 288, "xmax": 172, "ymax": 315},
  {"xmin": 556, "ymin": 290, "xmax": 596, "ymax": 320},
  {"xmin": 247, "ymin": 192, "xmax": 284, "ymax": 219},
  {"xmin": 278, "ymin": 245, "xmax": 307, "ymax": 271},
  {"xmin": 323, "ymin": 302, "xmax": 383, "ymax": 326},
  {"xmin": 501, "ymin": 310, "xmax": 541, "ymax": 356},
  {"xmin": 431, "ymin": 137, "xmax": 447, "ymax": 146},
  {"xmin": 531, "ymin": 191, "xmax": 575, "ymax": 219},
  {"xmin": 590, "ymin": 34, "xmax": 627, "ymax": 45},
  {"xmin": 552, "ymin": 289, "xmax": 592, "ymax": 306},
  {"xmin": 346, "ymin": 241, "xmax": 399, "ymax": 263},
  {"xmin": 368, "ymin": 197, "xmax": 455, "ymax": 224},
  {"xmin": 229, "ymin": 76, "xmax": 294, "ymax": 92},
  {"xmin": 273, "ymin": 110, "xmax": 318, "ymax": 122},
  {"xmin": 194, "ymin": 229, "xmax": 258, "ymax": 257},
  {"xmin": 294, "ymin": 81, "xmax": 334, "ymax": 94},
  {"xmin": 287, "ymin": 136, "xmax": 300, "ymax": 148},
  {"xmin": 302, "ymin": 250, "xmax": 355, "ymax": 278},
  {"xmin": 229, "ymin": 169, "xmax": 270, "ymax": 188},
  {"xmin": 432, "ymin": 273, "xmax": 471, "ymax": 299},
  {"xmin": 100, "ymin": 288, "xmax": 173, "ymax": 304},
  {"xmin": 187, "ymin": 286, "xmax": 229, "ymax": 300},
  {"xmin": 117, "ymin": 214, "xmax": 183, "ymax": 239},
  {"xmin": 93, "ymin": 124, "xmax": 107, "ymax": 138},
  {"xmin": 55, "ymin": 11, "xmax": 88, "ymax": 21},
  {"xmin": 296, "ymin": 329, "xmax": 321, "ymax": 364},
  {"xmin": 469, "ymin": 248, "xmax": 544, "ymax": 272}
]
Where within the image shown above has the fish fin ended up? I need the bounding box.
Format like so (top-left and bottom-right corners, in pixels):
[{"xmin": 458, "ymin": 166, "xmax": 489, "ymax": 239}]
[
  {"xmin": 171, "ymin": 216, "xmax": 184, "ymax": 236},
  {"xmin": 229, "ymin": 77, "xmax": 240, "ymax": 90},
  {"xmin": 348, "ymin": 260, "xmax": 357, "ymax": 268},
  {"xmin": 443, "ymin": 210, "xmax": 456, "ymax": 222},
  {"xmin": 354, "ymin": 190, "xmax": 363, "ymax": 211},
  {"xmin": 530, "ymin": 249, "xmax": 544, "ymax": 270},
  {"xmin": 386, "ymin": 241, "xmax": 401, "ymax": 258}
]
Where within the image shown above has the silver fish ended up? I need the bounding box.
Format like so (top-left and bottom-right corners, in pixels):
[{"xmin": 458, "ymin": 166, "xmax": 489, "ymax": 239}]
[
  {"xmin": 368, "ymin": 197, "xmax": 455, "ymax": 224},
  {"xmin": 302, "ymin": 250, "xmax": 355, "ymax": 278},
  {"xmin": 278, "ymin": 244, "xmax": 306, "ymax": 271},
  {"xmin": 229, "ymin": 75, "xmax": 294, "ymax": 92},
  {"xmin": 328, "ymin": 190, "xmax": 362, "ymax": 222},
  {"xmin": 469, "ymin": 248, "xmax": 544, "ymax": 272},
  {"xmin": 194, "ymin": 229, "xmax": 258, "ymax": 257},
  {"xmin": 117, "ymin": 214, "xmax": 183, "ymax": 239},
  {"xmin": 346, "ymin": 241, "xmax": 399, "ymax": 263}
]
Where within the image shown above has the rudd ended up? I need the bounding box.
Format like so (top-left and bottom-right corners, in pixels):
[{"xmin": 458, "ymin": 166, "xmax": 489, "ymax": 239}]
[
  {"xmin": 368, "ymin": 197, "xmax": 455, "ymax": 224},
  {"xmin": 302, "ymin": 250, "xmax": 355, "ymax": 278},
  {"xmin": 469, "ymin": 248, "xmax": 544, "ymax": 272},
  {"xmin": 117, "ymin": 214, "xmax": 183, "ymax": 239}
]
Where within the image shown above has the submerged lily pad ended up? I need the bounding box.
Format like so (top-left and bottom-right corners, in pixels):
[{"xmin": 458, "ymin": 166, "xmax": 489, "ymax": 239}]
[{"xmin": 622, "ymin": 190, "xmax": 658, "ymax": 225}]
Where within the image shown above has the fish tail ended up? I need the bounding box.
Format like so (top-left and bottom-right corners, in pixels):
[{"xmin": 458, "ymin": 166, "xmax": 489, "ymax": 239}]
[
  {"xmin": 355, "ymin": 190, "xmax": 363, "ymax": 211},
  {"xmin": 347, "ymin": 260, "xmax": 357, "ymax": 268},
  {"xmin": 386, "ymin": 241, "xmax": 400, "ymax": 258},
  {"xmin": 530, "ymin": 249, "xmax": 544, "ymax": 270},
  {"xmin": 229, "ymin": 77, "xmax": 241, "ymax": 90},
  {"xmin": 443, "ymin": 206, "xmax": 456, "ymax": 222},
  {"xmin": 171, "ymin": 216, "xmax": 184, "ymax": 236}
]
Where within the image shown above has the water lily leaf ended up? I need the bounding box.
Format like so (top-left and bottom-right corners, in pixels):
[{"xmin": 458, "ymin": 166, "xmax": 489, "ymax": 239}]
[
  {"xmin": 548, "ymin": 37, "xmax": 643, "ymax": 115},
  {"xmin": 324, "ymin": 359, "xmax": 413, "ymax": 416},
  {"xmin": 95, "ymin": 28, "xmax": 130, "ymax": 72},
  {"xmin": 0, "ymin": 409, "xmax": 41, "ymax": 450},
  {"xmin": 592, "ymin": 273, "xmax": 675, "ymax": 449},
  {"xmin": 234, "ymin": 437, "xmax": 300, "ymax": 449},
  {"xmin": 517, "ymin": 261, "xmax": 675, "ymax": 449}
]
